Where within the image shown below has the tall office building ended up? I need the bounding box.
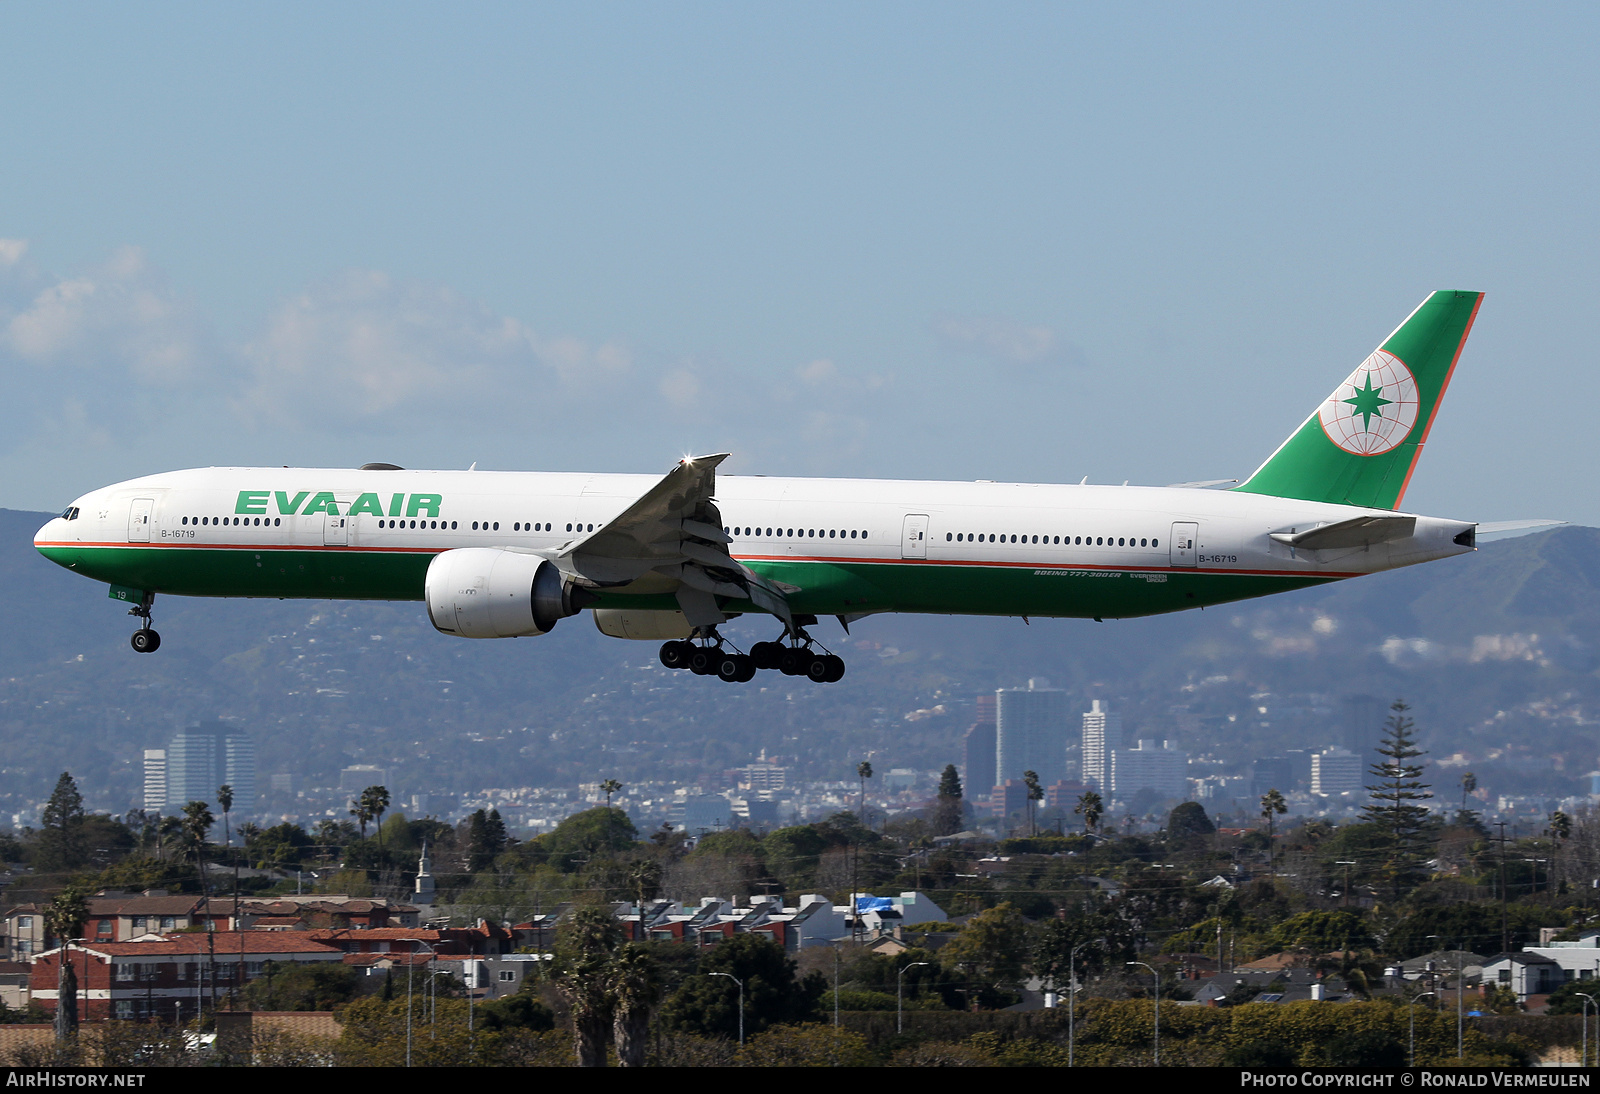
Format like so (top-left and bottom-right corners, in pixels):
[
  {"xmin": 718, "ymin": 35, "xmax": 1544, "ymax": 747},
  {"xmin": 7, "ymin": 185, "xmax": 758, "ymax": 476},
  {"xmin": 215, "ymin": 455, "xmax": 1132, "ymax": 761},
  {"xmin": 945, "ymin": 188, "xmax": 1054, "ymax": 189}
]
[
  {"xmin": 164, "ymin": 724, "xmax": 256, "ymax": 814},
  {"xmin": 142, "ymin": 750, "xmax": 167, "ymax": 813},
  {"xmin": 1081, "ymin": 700, "xmax": 1123, "ymax": 790},
  {"xmin": 995, "ymin": 682, "xmax": 1068, "ymax": 787},
  {"xmin": 1312, "ymin": 746, "xmax": 1363, "ymax": 796},
  {"xmin": 1341, "ymin": 695, "xmax": 1389, "ymax": 758},
  {"xmin": 964, "ymin": 720, "xmax": 997, "ymax": 801},
  {"xmin": 1109, "ymin": 740, "xmax": 1188, "ymax": 800}
]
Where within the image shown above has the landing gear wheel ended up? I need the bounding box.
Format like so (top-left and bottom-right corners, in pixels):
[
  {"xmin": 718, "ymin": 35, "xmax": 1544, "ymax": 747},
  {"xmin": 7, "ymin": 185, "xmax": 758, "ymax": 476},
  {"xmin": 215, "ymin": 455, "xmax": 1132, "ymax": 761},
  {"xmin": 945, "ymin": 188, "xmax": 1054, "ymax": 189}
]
[
  {"xmin": 778, "ymin": 647, "xmax": 810, "ymax": 676},
  {"xmin": 805, "ymin": 653, "xmax": 832, "ymax": 683},
  {"xmin": 715, "ymin": 652, "xmax": 754, "ymax": 683},
  {"xmin": 750, "ymin": 641, "xmax": 784, "ymax": 670},
  {"xmin": 688, "ymin": 646, "xmax": 719, "ymax": 675},
  {"xmin": 659, "ymin": 640, "xmax": 693, "ymax": 670},
  {"xmin": 821, "ymin": 654, "xmax": 845, "ymax": 683},
  {"xmin": 131, "ymin": 628, "xmax": 161, "ymax": 654}
]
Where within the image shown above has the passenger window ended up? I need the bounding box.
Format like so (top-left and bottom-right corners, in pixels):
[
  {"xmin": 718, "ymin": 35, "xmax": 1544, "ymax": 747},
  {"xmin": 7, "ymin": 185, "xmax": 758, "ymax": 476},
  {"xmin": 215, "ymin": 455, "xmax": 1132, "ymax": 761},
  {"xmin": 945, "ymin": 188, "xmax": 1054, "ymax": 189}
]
[
  {"xmin": 275, "ymin": 518, "xmax": 281, "ymax": 526},
  {"xmin": 1118, "ymin": 537, "xmax": 1124, "ymax": 546},
  {"xmin": 1152, "ymin": 539, "xmax": 1159, "ymax": 548}
]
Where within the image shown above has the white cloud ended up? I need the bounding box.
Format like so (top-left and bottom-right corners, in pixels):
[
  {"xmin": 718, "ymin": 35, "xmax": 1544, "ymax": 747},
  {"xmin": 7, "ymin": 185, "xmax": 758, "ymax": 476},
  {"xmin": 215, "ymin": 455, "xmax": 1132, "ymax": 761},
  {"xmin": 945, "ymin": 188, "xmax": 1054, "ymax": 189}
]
[
  {"xmin": 1, "ymin": 245, "xmax": 208, "ymax": 385},
  {"xmin": 932, "ymin": 314, "xmax": 1079, "ymax": 367},
  {"xmin": 0, "ymin": 239, "xmax": 27, "ymax": 267},
  {"xmin": 240, "ymin": 269, "xmax": 636, "ymax": 421}
]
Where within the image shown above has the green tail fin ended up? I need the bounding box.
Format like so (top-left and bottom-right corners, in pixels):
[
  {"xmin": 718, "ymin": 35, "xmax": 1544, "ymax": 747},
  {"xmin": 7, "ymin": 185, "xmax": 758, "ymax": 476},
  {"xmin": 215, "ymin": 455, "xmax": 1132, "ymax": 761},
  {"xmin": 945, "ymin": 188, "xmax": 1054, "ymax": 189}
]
[{"xmin": 1235, "ymin": 290, "xmax": 1483, "ymax": 510}]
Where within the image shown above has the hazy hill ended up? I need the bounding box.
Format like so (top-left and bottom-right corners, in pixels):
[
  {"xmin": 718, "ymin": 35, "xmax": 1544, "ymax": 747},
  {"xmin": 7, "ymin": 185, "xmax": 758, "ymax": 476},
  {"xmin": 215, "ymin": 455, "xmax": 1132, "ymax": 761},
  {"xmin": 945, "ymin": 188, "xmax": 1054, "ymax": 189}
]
[{"xmin": 4, "ymin": 507, "xmax": 1598, "ymax": 818}]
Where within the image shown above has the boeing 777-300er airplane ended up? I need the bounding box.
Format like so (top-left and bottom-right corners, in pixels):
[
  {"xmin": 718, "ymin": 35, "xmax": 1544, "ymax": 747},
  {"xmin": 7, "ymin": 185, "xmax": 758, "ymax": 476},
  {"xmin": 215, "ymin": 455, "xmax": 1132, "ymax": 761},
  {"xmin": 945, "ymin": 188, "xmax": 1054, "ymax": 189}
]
[{"xmin": 35, "ymin": 290, "xmax": 1556, "ymax": 684}]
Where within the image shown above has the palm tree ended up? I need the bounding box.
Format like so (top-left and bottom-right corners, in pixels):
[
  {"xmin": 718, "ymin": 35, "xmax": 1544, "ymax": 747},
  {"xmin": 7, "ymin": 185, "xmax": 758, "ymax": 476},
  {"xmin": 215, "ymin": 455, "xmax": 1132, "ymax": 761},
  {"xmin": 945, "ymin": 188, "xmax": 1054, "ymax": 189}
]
[
  {"xmin": 857, "ymin": 761, "xmax": 873, "ymax": 823},
  {"xmin": 1074, "ymin": 791, "xmax": 1104, "ymax": 837},
  {"xmin": 45, "ymin": 887, "xmax": 87, "ymax": 1043},
  {"xmin": 181, "ymin": 801, "xmax": 216, "ymax": 1015},
  {"xmin": 610, "ymin": 943, "xmax": 663, "ymax": 1067},
  {"xmin": 601, "ymin": 779, "xmax": 623, "ymax": 851},
  {"xmin": 218, "ymin": 783, "xmax": 242, "ymax": 999},
  {"xmin": 359, "ymin": 786, "xmax": 392, "ymax": 858},
  {"xmin": 1023, "ymin": 770, "xmax": 1043, "ymax": 837},
  {"xmin": 349, "ymin": 797, "xmax": 373, "ymax": 840},
  {"xmin": 1260, "ymin": 788, "xmax": 1287, "ymax": 876}
]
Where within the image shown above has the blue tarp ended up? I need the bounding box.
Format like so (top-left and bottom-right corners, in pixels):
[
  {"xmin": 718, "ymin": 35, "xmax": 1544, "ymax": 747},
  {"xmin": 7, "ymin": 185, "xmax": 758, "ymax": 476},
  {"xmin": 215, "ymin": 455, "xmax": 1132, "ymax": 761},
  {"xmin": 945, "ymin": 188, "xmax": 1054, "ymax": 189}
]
[{"xmin": 854, "ymin": 896, "xmax": 894, "ymax": 913}]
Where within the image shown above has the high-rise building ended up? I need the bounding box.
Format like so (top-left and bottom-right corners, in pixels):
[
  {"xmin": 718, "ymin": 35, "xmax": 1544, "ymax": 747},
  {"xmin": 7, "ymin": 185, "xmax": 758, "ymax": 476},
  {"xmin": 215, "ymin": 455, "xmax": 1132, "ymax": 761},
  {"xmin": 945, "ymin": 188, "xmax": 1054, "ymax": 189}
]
[
  {"xmin": 963, "ymin": 720, "xmax": 997, "ymax": 799},
  {"xmin": 1341, "ymin": 696, "xmax": 1389, "ymax": 758},
  {"xmin": 1251, "ymin": 756, "xmax": 1294, "ymax": 799},
  {"xmin": 164, "ymin": 725, "xmax": 256, "ymax": 814},
  {"xmin": 1081, "ymin": 699, "xmax": 1123, "ymax": 790},
  {"xmin": 142, "ymin": 750, "xmax": 167, "ymax": 814},
  {"xmin": 996, "ymin": 682, "xmax": 1068, "ymax": 787},
  {"xmin": 1109, "ymin": 740, "xmax": 1188, "ymax": 800},
  {"xmin": 1312, "ymin": 746, "xmax": 1363, "ymax": 796},
  {"xmin": 340, "ymin": 765, "xmax": 390, "ymax": 792}
]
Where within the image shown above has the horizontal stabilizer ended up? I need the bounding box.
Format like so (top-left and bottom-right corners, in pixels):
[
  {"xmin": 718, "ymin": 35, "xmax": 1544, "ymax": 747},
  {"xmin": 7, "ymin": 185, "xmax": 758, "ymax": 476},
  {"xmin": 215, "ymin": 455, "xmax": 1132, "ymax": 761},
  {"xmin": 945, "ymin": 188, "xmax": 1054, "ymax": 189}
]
[
  {"xmin": 1475, "ymin": 519, "xmax": 1566, "ymax": 535},
  {"xmin": 1166, "ymin": 479, "xmax": 1239, "ymax": 489},
  {"xmin": 1269, "ymin": 514, "xmax": 1416, "ymax": 551}
]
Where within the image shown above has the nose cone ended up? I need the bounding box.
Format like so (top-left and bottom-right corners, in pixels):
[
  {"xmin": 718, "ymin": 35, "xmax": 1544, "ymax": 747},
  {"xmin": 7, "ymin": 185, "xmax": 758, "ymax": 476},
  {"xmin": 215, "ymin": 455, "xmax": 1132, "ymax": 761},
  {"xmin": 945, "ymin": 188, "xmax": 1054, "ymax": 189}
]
[{"xmin": 35, "ymin": 515, "xmax": 65, "ymax": 550}]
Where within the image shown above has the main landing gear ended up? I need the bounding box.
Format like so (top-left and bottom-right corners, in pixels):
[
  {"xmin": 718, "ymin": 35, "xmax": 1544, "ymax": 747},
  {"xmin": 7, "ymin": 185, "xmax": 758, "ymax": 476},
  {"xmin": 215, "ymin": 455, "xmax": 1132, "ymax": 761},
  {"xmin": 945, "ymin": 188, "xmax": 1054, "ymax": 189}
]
[
  {"xmin": 128, "ymin": 593, "xmax": 161, "ymax": 654},
  {"xmin": 658, "ymin": 625, "xmax": 845, "ymax": 684}
]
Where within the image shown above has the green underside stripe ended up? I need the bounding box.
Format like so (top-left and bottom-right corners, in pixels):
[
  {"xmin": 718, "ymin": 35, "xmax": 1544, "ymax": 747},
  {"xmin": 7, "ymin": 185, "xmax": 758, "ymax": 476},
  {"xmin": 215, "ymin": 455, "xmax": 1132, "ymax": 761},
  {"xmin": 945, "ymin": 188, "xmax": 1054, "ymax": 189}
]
[{"xmin": 38, "ymin": 545, "xmax": 1339, "ymax": 620}]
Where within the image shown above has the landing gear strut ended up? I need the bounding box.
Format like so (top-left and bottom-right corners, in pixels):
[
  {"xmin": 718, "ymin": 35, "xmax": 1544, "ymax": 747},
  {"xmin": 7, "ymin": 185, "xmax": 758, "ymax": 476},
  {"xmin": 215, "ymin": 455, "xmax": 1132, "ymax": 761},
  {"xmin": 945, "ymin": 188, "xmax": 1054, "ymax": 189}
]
[
  {"xmin": 128, "ymin": 593, "xmax": 161, "ymax": 654},
  {"xmin": 662, "ymin": 622, "xmax": 845, "ymax": 684},
  {"xmin": 657, "ymin": 627, "xmax": 757, "ymax": 683}
]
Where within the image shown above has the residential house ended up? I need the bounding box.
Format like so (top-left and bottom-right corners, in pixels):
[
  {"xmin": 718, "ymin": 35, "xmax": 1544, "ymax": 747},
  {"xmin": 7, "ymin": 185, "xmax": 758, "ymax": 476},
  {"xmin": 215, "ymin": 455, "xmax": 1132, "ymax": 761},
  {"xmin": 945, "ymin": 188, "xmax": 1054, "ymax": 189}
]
[{"xmin": 31, "ymin": 934, "xmax": 345, "ymax": 1021}]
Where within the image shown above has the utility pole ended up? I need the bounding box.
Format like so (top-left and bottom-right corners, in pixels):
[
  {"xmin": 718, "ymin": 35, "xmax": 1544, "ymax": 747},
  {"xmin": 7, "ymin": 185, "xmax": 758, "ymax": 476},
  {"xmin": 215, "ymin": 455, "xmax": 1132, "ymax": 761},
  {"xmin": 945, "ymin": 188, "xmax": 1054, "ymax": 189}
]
[{"xmin": 1495, "ymin": 821, "xmax": 1510, "ymax": 953}]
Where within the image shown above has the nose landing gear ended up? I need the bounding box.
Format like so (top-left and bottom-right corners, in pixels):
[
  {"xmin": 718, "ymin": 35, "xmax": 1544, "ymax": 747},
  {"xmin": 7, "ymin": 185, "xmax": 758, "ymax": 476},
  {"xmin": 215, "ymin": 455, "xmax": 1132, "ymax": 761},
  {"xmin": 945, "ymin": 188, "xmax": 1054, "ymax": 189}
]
[{"xmin": 128, "ymin": 593, "xmax": 161, "ymax": 654}]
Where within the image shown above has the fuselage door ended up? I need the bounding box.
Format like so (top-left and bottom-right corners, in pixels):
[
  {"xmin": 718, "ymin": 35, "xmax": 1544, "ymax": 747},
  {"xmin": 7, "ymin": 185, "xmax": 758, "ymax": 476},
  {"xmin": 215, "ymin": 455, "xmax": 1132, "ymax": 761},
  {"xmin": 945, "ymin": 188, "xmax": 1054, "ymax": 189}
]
[
  {"xmin": 901, "ymin": 514, "xmax": 929, "ymax": 559},
  {"xmin": 323, "ymin": 512, "xmax": 348, "ymax": 546},
  {"xmin": 127, "ymin": 498, "xmax": 154, "ymax": 543},
  {"xmin": 1171, "ymin": 522, "xmax": 1198, "ymax": 568}
]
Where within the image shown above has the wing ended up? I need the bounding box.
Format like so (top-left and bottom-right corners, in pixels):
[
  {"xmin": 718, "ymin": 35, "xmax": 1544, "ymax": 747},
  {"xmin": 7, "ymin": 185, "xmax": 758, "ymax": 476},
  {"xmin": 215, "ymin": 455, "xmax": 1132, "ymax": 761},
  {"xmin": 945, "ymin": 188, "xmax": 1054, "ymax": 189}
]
[{"xmin": 551, "ymin": 454, "xmax": 793, "ymax": 629}]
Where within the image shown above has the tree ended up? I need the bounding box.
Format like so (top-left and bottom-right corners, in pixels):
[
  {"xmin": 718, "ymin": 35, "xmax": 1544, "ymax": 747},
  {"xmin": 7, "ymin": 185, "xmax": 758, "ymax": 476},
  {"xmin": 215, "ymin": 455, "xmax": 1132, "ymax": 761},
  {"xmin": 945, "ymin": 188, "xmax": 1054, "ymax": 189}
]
[
  {"xmin": 180, "ymin": 800, "xmax": 215, "ymax": 862},
  {"xmin": 1260, "ymin": 789, "xmax": 1287, "ymax": 875},
  {"xmin": 1167, "ymin": 801, "xmax": 1215, "ymax": 841},
  {"xmin": 1361, "ymin": 701, "xmax": 1434, "ymax": 895},
  {"xmin": 216, "ymin": 785, "xmax": 234, "ymax": 847},
  {"xmin": 933, "ymin": 764, "xmax": 964, "ymax": 837},
  {"xmin": 37, "ymin": 772, "xmax": 88, "ymax": 873},
  {"xmin": 1023, "ymin": 770, "xmax": 1043, "ymax": 837},
  {"xmin": 1459, "ymin": 771, "xmax": 1479, "ymax": 824},
  {"xmin": 1550, "ymin": 811, "xmax": 1573, "ymax": 843},
  {"xmin": 941, "ymin": 902, "xmax": 1030, "ymax": 1002},
  {"xmin": 45, "ymin": 887, "xmax": 87, "ymax": 1042},
  {"xmin": 554, "ymin": 906, "xmax": 623, "ymax": 1066},
  {"xmin": 358, "ymin": 786, "xmax": 391, "ymax": 855},
  {"xmin": 856, "ymin": 761, "xmax": 873, "ymax": 823},
  {"xmin": 1074, "ymin": 791, "xmax": 1104, "ymax": 837},
  {"xmin": 660, "ymin": 934, "xmax": 822, "ymax": 1038},
  {"xmin": 610, "ymin": 943, "xmax": 663, "ymax": 1067}
]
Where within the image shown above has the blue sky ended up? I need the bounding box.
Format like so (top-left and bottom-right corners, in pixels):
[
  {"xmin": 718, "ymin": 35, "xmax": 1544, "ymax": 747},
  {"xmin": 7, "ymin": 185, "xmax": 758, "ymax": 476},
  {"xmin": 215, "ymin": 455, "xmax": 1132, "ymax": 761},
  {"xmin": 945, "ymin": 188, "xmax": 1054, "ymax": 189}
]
[{"xmin": 2, "ymin": 3, "xmax": 1597, "ymax": 524}]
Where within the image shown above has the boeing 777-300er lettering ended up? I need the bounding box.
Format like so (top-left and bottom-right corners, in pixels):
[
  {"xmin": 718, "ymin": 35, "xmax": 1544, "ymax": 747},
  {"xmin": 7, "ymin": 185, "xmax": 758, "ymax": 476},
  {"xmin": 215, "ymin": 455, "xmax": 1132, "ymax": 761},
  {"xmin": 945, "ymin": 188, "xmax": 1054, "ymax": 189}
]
[{"xmin": 35, "ymin": 291, "xmax": 1557, "ymax": 683}]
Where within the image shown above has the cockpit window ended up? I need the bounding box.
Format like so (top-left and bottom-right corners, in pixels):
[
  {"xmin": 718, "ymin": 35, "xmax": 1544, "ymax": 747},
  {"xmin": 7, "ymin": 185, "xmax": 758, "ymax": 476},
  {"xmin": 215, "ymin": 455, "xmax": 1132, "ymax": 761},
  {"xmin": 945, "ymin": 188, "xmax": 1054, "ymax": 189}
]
[{"xmin": 60, "ymin": 507, "xmax": 80, "ymax": 521}]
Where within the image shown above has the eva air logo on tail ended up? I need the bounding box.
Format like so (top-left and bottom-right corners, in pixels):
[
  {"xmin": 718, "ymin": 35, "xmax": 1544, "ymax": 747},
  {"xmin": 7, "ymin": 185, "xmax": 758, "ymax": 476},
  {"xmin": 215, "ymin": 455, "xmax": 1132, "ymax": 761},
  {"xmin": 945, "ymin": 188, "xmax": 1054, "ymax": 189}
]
[{"xmin": 1317, "ymin": 349, "xmax": 1420, "ymax": 456}]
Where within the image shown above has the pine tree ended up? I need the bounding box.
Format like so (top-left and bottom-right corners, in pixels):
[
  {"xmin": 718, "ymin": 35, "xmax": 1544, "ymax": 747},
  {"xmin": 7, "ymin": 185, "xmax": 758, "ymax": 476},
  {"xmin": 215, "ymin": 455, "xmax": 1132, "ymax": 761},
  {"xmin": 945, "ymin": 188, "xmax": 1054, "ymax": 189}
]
[
  {"xmin": 934, "ymin": 764, "xmax": 964, "ymax": 836},
  {"xmin": 1360, "ymin": 700, "xmax": 1433, "ymax": 895},
  {"xmin": 37, "ymin": 772, "xmax": 88, "ymax": 873}
]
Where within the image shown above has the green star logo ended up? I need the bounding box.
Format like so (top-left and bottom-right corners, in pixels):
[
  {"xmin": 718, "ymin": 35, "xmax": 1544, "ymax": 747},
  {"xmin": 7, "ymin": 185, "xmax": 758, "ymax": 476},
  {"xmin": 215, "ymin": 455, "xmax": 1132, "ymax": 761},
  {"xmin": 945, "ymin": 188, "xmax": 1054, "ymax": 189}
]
[{"xmin": 1343, "ymin": 373, "xmax": 1392, "ymax": 432}]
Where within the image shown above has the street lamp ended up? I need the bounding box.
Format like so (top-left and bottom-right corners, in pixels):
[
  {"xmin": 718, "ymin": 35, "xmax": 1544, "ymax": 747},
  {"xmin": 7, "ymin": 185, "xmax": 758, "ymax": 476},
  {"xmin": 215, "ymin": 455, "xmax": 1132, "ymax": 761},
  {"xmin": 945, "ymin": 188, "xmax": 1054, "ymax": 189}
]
[
  {"xmin": 1577, "ymin": 992, "xmax": 1597, "ymax": 1068},
  {"xmin": 1127, "ymin": 961, "xmax": 1160, "ymax": 1066},
  {"xmin": 709, "ymin": 972, "xmax": 745, "ymax": 1046},
  {"xmin": 1409, "ymin": 990, "xmax": 1436, "ymax": 1066},
  {"xmin": 897, "ymin": 962, "xmax": 929, "ymax": 1034},
  {"xmin": 1069, "ymin": 939, "xmax": 1100, "ymax": 1068},
  {"xmin": 397, "ymin": 938, "xmax": 437, "ymax": 1067},
  {"xmin": 1425, "ymin": 935, "xmax": 1465, "ymax": 1058}
]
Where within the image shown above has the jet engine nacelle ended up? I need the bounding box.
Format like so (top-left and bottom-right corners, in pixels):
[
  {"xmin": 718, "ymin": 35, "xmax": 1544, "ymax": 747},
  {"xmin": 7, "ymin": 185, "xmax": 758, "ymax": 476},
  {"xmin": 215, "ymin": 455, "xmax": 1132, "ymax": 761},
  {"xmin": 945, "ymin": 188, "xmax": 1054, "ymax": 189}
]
[
  {"xmin": 425, "ymin": 548, "xmax": 592, "ymax": 638},
  {"xmin": 592, "ymin": 608, "xmax": 695, "ymax": 641}
]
